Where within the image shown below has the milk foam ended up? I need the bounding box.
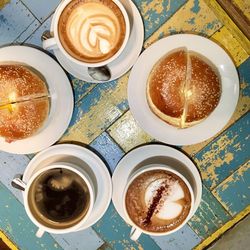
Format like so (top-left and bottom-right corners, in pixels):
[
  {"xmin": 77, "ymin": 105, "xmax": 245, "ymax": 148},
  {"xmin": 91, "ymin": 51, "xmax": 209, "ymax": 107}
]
[
  {"xmin": 66, "ymin": 2, "xmax": 120, "ymax": 58},
  {"xmin": 144, "ymin": 178, "xmax": 185, "ymax": 220}
]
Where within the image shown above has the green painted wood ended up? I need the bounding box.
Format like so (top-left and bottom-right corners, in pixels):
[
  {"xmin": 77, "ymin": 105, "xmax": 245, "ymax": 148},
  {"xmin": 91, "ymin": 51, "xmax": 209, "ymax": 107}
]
[
  {"xmin": 188, "ymin": 185, "xmax": 231, "ymax": 239},
  {"xmin": 213, "ymin": 161, "xmax": 250, "ymax": 216},
  {"xmin": 0, "ymin": 181, "xmax": 62, "ymax": 250}
]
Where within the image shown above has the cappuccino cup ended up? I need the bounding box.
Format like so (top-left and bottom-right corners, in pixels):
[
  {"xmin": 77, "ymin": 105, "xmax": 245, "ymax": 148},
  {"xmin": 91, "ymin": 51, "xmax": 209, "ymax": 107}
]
[
  {"xmin": 123, "ymin": 164, "xmax": 194, "ymax": 241},
  {"xmin": 43, "ymin": 0, "xmax": 130, "ymax": 67},
  {"xmin": 12, "ymin": 162, "xmax": 95, "ymax": 237}
]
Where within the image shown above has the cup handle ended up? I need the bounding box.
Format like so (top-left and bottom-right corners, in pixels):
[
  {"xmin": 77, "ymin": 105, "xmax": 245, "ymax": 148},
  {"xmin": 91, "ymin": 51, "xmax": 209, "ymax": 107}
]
[
  {"xmin": 11, "ymin": 176, "xmax": 26, "ymax": 191},
  {"xmin": 42, "ymin": 37, "xmax": 57, "ymax": 50},
  {"xmin": 36, "ymin": 228, "xmax": 45, "ymax": 238},
  {"xmin": 130, "ymin": 227, "xmax": 142, "ymax": 241}
]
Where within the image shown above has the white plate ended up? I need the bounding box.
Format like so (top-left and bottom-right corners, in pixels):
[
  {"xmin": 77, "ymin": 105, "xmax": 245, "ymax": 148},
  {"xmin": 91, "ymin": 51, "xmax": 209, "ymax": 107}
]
[
  {"xmin": 52, "ymin": 0, "xmax": 144, "ymax": 82},
  {"xmin": 128, "ymin": 34, "xmax": 239, "ymax": 145},
  {"xmin": 0, "ymin": 46, "xmax": 74, "ymax": 154},
  {"xmin": 22, "ymin": 144, "xmax": 112, "ymax": 230},
  {"xmin": 112, "ymin": 144, "xmax": 202, "ymax": 222}
]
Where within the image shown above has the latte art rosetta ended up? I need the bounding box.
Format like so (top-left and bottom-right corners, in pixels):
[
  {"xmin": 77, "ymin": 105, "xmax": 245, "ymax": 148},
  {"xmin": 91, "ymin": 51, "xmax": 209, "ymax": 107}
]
[{"xmin": 58, "ymin": 1, "xmax": 126, "ymax": 63}]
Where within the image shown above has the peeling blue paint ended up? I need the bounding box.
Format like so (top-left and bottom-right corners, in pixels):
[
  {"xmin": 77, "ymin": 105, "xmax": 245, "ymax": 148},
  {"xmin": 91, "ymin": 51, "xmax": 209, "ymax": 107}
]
[{"xmin": 190, "ymin": 0, "xmax": 201, "ymax": 14}]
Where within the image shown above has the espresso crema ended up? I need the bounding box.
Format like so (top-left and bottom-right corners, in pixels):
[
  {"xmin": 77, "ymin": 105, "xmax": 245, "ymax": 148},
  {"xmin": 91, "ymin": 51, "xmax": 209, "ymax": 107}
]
[{"xmin": 58, "ymin": 0, "xmax": 126, "ymax": 63}]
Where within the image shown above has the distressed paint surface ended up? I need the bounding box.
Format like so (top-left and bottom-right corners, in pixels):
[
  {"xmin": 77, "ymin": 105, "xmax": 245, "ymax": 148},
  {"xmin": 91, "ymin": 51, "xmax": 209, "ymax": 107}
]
[
  {"xmin": 151, "ymin": 225, "xmax": 201, "ymax": 250},
  {"xmin": 212, "ymin": 161, "xmax": 250, "ymax": 216},
  {"xmin": 0, "ymin": 0, "xmax": 250, "ymax": 249},
  {"xmin": 233, "ymin": 0, "xmax": 250, "ymax": 19},
  {"xmin": 108, "ymin": 111, "xmax": 154, "ymax": 152},
  {"xmin": 0, "ymin": 181, "xmax": 63, "ymax": 250},
  {"xmin": 188, "ymin": 185, "xmax": 231, "ymax": 239},
  {"xmin": 133, "ymin": 0, "xmax": 187, "ymax": 39},
  {"xmin": 0, "ymin": 0, "xmax": 37, "ymax": 45},
  {"xmin": 183, "ymin": 56, "xmax": 250, "ymax": 155},
  {"xmin": 90, "ymin": 132, "xmax": 124, "ymax": 173},
  {"xmin": 144, "ymin": 0, "xmax": 222, "ymax": 48},
  {"xmin": 93, "ymin": 203, "xmax": 160, "ymax": 250},
  {"xmin": 21, "ymin": 0, "xmax": 60, "ymax": 22},
  {"xmin": 211, "ymin": 26, "xmax": 249, "ymax": 67},
  {"xmin": 194, "ymin": 112, "xmax": 250, "ymax": 190}
]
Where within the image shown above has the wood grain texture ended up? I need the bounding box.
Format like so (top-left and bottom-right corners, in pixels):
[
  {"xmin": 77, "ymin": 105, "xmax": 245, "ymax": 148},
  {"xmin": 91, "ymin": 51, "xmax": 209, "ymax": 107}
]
[
  {"xmin": 194, "ymin": 112, "xmax": 250, "ymax": 190},
  {"xmin": 145, "ymin": 0, "xmax": 222, "ymax": 48},
  {"xmin": 188, "ymin": 185, "xmax": 231, "ymax": 239},
  {"xmin": 183, "ymin": 57, "xmax": 250, "ymax": 156},
  {"xmin": 203, "ymin": 0, "xmax": 250, "ymax": 54},
  {"xmin": 212, "ymin": 160, "xmax": 250, "ymax": 216},
  {"xmin": 0, "ymin": 0, "xmax": 37, "ymax": 46}
]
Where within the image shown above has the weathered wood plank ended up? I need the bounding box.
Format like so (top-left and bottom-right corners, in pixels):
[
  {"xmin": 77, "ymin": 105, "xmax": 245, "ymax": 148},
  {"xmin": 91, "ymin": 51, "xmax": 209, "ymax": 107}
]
[
  {"xmin": 193, "ymin": 112, "xmax": 250, "ymax": 190},
  {"xmin": 188, "ymin": 185, "xmax": 231, "ymax": 239},
  {"xmin": 233, "ymin": 0, "xmax": 250, "ymax": 20},
  {"xmin": 0, "ymin": 0, "xmax": 37, "ymax": 46},
  {"xmin": 211, "ymin": 26, "xmax": 249, "ymax": 67},
  {"xmin": 93, "ymin": 203, "xmax": 160, "ymax": 250},
  {"xmin": 212, "ymin": 160, "xmax": 250, "ymax": 216},
  {"xmin": 90, "ymin": 132, "xmax": 124, "ymax": 173},
  {"xmin": 107, "ymin": 110, "xmax": 154, "ymax": 152},
  {"xmin": 0, "ymin": 181, "xmax": 63, "ymax": 250},
  {"xmin": 203, "ymin": 0, "xmax": 250, "ymax": 54},
  {"xmin": 183, "ymin": 57, "xmax": 250, "ymax": 155},
  {"xmin": 21, "ymin": 0, "xmax": 60, "ymax": 22},
  {"xmin": 151, "ymin": 225, "xmax": 201, "ymax": 250},
  {"xmin": 133, "ymin": 0, "xmax": 187, "ymax": 39},
  {"xmin": 145, "ymin": 0, "xmax": 222, "ymax": 48}
]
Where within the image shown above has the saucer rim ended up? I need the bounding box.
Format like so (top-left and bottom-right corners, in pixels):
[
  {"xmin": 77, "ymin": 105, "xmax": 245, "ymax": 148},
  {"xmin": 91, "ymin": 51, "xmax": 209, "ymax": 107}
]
[
  {"xmin": 22, "ymin": 144, "xmax": 112, "ymax": 231},
  {"xmin": 51, "ymin": 0, "xmax": 144, "ymax": 82},
  {"xmin": 111, "ymin": 144, "xmax": 202, "ymax": 223},
  {"xmin": 0, "ymin": 45, "xmax": 74, "ymax": 154}
]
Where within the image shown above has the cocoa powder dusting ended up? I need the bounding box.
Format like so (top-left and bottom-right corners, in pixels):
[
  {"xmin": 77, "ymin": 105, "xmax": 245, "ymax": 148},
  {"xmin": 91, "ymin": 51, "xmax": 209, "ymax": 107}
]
[{"xmin": 143, "ymin": 183, "xmax": 169, "ymax": 225}]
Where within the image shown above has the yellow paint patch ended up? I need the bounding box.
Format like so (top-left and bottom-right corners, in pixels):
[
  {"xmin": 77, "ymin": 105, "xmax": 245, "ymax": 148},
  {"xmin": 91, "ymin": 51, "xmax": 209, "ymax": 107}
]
[
  {"xmin": 211, "ymin": 26, "xmax": 249, "ymax": 66},
  {"xmin": 203, "ymin": 0, "xmax": 250, "ymax": 54},
  {"xmin": 108, "ymin": 111, "xmax": 153, "ymax": 152},
  {"xmin": 0, "ymin": 0, "xmax": 10, "ymax": 9},
  {"xmin": 141, "ymin": 0, "xmax": 164, "ymax": 15},
  {"xmin": 194, "ymin": 204, "xmax": 250, "ymax": 250},
  {"xmin": 0, "ymin": 230, "xmax": 18, "ymax": 250},
  {"xmin": 144, "ymin": 0, "xmax": 222, "ymax": 48},
  {"xmin": 61, "ymin": 73, "xmax": 129, "ymax": 144}
]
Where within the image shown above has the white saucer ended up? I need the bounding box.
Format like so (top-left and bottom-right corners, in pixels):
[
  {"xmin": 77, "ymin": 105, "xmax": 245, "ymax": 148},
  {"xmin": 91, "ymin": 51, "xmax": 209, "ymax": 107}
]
[
  {"xmin": 128, "ymin": 34, "xmax": 239, "ymax": 145},
  {"xmin": 51, "ymin": 0, "xmax": 144, "ymax": 82},
  {"xmin": 0, "ymin": 46, "xmax": 74, "ymax": 154},
  {"xmin": 22, "ymin": 144, "xmax": 112, "ymax": 230},
  {"xmin": 112, "ymin": 144, "xmax": 202, "ymax": 222}
]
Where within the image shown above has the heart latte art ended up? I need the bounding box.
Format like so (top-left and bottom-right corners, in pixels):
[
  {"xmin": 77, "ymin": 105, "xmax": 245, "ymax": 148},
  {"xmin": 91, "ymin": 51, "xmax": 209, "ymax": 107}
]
[
  {"xmin": 125, "ymin": 170, "xmax": 192, "ymax": 233},
  {"xmin": 58, "ymin": 0, "xmax": 126, "ymax": 63}
]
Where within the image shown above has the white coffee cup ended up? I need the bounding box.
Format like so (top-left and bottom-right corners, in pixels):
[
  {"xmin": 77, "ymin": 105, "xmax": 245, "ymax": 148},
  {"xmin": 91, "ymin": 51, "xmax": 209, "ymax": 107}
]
[
  {"xmin": 123, "ymin": 164, "xmax": 195, "ymax": 241},
  {"xmin": 43, "ymin": 0, "xmax": 130, "ymax": 67},
  {"xmin": 12, "ymin": 162, "xmax": 95, "ymax": 238}
]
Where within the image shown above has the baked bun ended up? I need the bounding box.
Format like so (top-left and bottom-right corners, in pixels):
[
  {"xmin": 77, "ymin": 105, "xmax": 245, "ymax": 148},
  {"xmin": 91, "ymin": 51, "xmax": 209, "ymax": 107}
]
[
  {"xmin": 147, "ymin": 49, "xmax": 221, "ymax": 128},
  {"xmin": 0, "ymin": 65, "xmax": 49, "ymax": 142}
]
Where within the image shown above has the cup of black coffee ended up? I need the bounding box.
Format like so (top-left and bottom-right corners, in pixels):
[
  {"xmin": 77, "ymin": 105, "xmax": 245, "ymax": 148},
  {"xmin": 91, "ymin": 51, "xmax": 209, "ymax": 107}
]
[
  {"xmin": 123, "ymin": 164, "xmax": 194, "ymax": 241},
  {"xmin": 13, "ymin": 162, "xmax": 95, "ymax": 237}
]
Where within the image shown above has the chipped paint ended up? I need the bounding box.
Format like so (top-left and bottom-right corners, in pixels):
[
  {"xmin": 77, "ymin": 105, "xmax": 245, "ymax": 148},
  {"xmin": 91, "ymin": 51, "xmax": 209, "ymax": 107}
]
[
  {"xmin": 0, "ymin": 0, "xmax": 10, "ymax": 10},
  {"xmin": 144, "ymin": 0, "xmax": 222, "ymax": 48}
]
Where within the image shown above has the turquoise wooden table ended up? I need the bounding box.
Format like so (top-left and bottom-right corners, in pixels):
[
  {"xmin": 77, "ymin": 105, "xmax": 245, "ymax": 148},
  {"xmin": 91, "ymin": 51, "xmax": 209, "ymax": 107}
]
[{"xmin": 0, "ymin": 0, "xmax": 249, "ymax": 249}]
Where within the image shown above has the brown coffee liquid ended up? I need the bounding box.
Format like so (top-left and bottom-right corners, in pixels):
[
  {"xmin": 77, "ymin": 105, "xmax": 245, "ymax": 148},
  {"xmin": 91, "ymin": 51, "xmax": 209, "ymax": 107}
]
[
  {"xmin": 125, "ymin": 170, "xmax": 192, "ymax": 233},
  {"xmin": 58, "ymin": 0, "xmax": 126, "ymax": 63},
  {"xmin": 28, "ymin": 168, "xmax": 90, "ymax": 229}
]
